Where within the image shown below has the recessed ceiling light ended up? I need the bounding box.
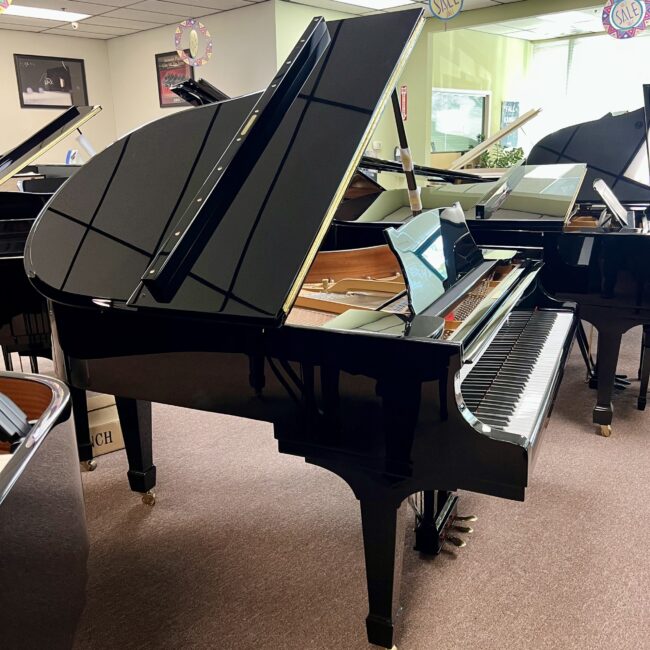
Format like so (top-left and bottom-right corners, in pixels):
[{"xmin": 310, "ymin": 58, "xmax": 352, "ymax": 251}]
[
  {"xmin": 4, "ymin": 5, "xmax": 89, "ymax": 21},
  {"xmin": 334, "ymin": 0, "xmax": 414, "ymax": 9}
]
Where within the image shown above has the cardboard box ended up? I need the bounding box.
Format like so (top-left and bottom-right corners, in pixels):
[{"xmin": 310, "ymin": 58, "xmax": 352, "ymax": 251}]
[{"xmin": 88, "ymin": 394, "xmax": 124, "ymax": 458}]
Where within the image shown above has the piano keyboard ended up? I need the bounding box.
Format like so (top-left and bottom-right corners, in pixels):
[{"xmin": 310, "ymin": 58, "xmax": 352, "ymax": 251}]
[{"xmin": 461, "ymin": 310, "xmax": 573, "ymax": 440}]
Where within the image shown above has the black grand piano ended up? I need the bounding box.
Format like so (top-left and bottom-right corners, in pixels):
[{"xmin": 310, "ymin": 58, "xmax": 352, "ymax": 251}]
[
  {"xmin": 25, "ymin": 11, "xmax": 576, "ymax": 647},
  {"xmin": 330, "ymin": 89, "xmax": 650, "ymax": 437},
  {"xmin": 1, "ymin": 105, "xmax": 101, "ymax": 467}
]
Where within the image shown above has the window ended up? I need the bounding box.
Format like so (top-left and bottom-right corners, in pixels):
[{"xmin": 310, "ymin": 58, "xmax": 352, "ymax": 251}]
[{"xmin": 431, "ymin": 89, "xmax": 490, "ymax": 153}]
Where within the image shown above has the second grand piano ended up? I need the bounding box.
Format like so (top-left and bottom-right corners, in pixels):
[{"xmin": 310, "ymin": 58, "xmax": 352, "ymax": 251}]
[{"xmin": 25, "ymin": 10, "xmax": 576, "ymax": 647}]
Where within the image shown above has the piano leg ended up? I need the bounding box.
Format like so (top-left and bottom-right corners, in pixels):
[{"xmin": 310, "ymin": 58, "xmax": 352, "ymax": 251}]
[
  {"xmin": 115, "ymin": 397, "xmax": 157, "ymax": 505},
  {"xmin": 414, "ymin": 490, "xmax": 458, "ymax": 556},
  {"xmin": 593, "ymin": 328, "xmax": 623, "ymax": 435},
  {"xmin": 70, "ymin": 386, "xmax": 95, "ymax": 470},
  {"xmin": 638, "ymin": 326, "xmax": 650, "ymax": 410},
  {"xmin": 360, "ymin": 498, "xmax": 407, "ymax": 649}
]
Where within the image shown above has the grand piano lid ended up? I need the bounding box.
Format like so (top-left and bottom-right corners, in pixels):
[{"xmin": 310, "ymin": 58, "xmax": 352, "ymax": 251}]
[
  {"xmin": 528, "ymin": 105, "xmax": 650, "ymax": 204},
  {"xmin": 26, "ymin": 10, "xmax": 425, "ymax": 327},
  {"xmin": 0, "ymin": 106, "xmax": 101, "ymax": 187}
]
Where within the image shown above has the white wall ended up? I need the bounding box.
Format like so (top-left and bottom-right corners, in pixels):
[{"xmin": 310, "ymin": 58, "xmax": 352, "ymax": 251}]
[
  {"xmin": 0, "ymin": 31, "xmax": 116, "ymax": 164},
  {"xmin": 106, "ymin": 1, "xmax": 276, "ymax": 137}
]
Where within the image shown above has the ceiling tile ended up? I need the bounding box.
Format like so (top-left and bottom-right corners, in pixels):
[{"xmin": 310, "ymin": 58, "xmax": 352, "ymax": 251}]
[
  {"xmin": 11, "ymin": 0, "xmax": 120, "ymax": 12},
  {"xmin": 56, "ymin": 21, "xmax": 137, "ymax": 33},
  {"xmin": 461, "ymin": 0, "xmax": 496, "ymax": 9},
  {"xmin": 44, "ymin": 27, "xmax": 112, "ymax": 36},
  {"xmin": 151, "ymin": 0, "xmax": 253, "ymax": 10},
  {"xmin": 82, "ymin": 15, "xmax": 162, "ymax": 28},
  {"xmin": 0, "ymin": 22, "xmax": 43, "ymax": 30},
  {"xmin": 470, "ymin": 23, "xmax": 518, "ymax": 34},
  {"xmin": 129, "ymin": 0, "xmax": 217, "ymax": 15},
  {"xmin": 100, "ymin": 6, "xmax": 186, "ymax": 22},
  {"xmin": 285, "ymin": 0, "xmax": 367, "ymax": 15},
  {"xmin": 0, "ymin": 14, "xmax": 66, "ymax": 27}
]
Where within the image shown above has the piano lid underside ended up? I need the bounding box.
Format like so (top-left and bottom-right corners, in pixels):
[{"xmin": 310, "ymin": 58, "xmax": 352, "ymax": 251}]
[{"xmin": 28, "ymin": 11, "xmax": 424, "ymax": 326}]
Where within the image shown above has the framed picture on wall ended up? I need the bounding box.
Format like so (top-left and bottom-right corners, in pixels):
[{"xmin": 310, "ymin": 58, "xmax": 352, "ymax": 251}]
[
  {"xmin": 155, "ymin": 51, "xmax": 195, "ymax": 108},
  {"xmin": 14, "ymin": 54, "xmax": 88, "ymax": 109}
]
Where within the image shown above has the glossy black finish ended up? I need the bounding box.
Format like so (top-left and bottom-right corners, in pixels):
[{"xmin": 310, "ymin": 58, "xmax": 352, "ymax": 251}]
[
  {"xmin": 171, "ymin": 78, "xmax": 230, "ymax": 106},
  {"xmin": 0, "ymin": 106, "xmax": 97, "ymax": 183},
  {"xmin": 528, "ymin": 107, "xmax": 650, "ymax": 203},
  {"xmin": 28, "ymin": 12, "xmax": 423, "ymax": 326}
]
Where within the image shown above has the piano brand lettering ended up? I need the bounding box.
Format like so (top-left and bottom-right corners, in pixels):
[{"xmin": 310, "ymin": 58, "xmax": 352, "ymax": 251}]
[
  {"xmin": 429, "ymin": 0, "xmax": 463, "ymax": 20},
  {"xmin": 92, "ymin": 429, "xmax": 114, "ymax": 447},
  {"xmin": 602, "ymin": 0, "xmax": 650, "ymax": 38}
]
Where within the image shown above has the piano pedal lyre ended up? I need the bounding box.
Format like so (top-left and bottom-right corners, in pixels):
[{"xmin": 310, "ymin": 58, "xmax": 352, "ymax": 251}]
[
  {"xmin": 142, "ymin": 490, "xmax": 156, "ymax": 506},
  {"xmin": 82, "ymin": 459, "xmax": 97, "ymax": 472}
]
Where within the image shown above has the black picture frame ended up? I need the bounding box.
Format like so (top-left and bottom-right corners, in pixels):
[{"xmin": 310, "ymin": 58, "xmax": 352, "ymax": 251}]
[
  {"xmin": 155, "ymin": 51, "xmax": 195, "ymax": 108},
  {"xmin": 14, "ymin": 54, "xmax": 88, "ymax": 109}
]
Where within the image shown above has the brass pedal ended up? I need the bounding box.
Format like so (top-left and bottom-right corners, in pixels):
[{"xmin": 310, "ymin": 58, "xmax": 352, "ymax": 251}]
[
  {"xmin": 455, "ymin": 514, "xmax": 477, "ymax": 522},
  {"xmin": 451, "ymin": 525, "xmax": 473, "ymax": 534},
  {"xmin": 446, "ymin": 535, "xmax": 466, "ymax": 548}
]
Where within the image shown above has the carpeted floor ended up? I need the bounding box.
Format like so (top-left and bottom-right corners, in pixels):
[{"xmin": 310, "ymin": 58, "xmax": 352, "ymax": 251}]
[{"xmin": 52, "ymin": 326, "xmax": 650, "ymax": 649}]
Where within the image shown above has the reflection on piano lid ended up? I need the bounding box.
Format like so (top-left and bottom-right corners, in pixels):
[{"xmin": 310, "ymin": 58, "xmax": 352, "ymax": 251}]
[
  {"xmin": 0, "ymin": 106, "xmax": 101, "ymax": 187},
  {"xmin": 171, "ymin": 78, "xmax": 230, "ymax": 106}
]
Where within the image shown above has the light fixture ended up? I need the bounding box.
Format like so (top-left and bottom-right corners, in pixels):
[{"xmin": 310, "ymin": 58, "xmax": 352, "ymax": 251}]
[
  {"xmin": 333, "ymin": 0, "xmax": 414, "ymax": 9},
  {"xmin": 3, "ymin": 5, "xmax": 89, "ymax": 21}
]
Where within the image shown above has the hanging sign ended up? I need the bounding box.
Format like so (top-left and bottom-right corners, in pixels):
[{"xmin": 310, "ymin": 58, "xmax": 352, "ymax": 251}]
[
  {"xmin": 0, "ymin": 0, "xmax": 12, "ymax": 14},
  {"xmin": 429, "ymin": 0, "xmax": 463, "ymax": 21},
  {"xmin": 602, "ymin": 0, "xmax": 650, "ymax": 39},
  {"xmin": 400, "ymin": 85, "xmax": 408, "ymax": 121},
  {"xmin": 175, "ymin": 19, "xmax": 213, "ymax": 67}
]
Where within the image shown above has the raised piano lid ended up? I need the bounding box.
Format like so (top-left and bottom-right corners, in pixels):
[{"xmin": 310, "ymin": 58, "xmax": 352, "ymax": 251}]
[
  {"xmin": 26, "ymin": 10, "xmax": 425, "ymax": 326},
  {"xmin": 528, "ymin": 104, "xmax": 650, "ymax": 204},
  {"xmin": 0, "ymin": 106, "xmax": 101, "ymax": 187},
  {"xmin": 171, "ymin": 78, "xmax": 230, "ymax": 106}
]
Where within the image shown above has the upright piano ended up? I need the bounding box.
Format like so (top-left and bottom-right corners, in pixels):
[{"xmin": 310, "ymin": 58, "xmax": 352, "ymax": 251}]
[
  {"xmin": 330, "ymin": 91, "xmax": 650, "ymax": 436},
  {"xmin": 25, "ymin": 11, "xmax": 576, "ymax": 647}
]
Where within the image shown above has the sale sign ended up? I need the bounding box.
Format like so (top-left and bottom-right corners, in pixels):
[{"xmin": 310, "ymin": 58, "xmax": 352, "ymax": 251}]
[
  {"xmin": 602, "ymin": 0, "xmax": 650, "ymax": 38},
  {"xmin": 429, "ymin": 0, "xmax": 463, "ymax": 21}
]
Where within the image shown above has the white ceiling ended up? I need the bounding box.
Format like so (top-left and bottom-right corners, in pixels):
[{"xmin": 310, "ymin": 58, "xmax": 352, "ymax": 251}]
[
  {"xmin": 0, "ymin": 0, "xmax": 525, "ymax": 39},
  {"xmin": 471, "ymin": 6, "xmax": 614, "ymax": 41}
]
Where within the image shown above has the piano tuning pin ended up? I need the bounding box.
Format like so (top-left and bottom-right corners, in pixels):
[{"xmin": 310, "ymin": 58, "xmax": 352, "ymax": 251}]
[
  {"xmin": 451, "ymin": 525, "xmax": 473, "ymax": 534},
  {"xmin": 455, "ymin": 514, "xmax": 478, "ymax": 522},
  {"xmin": 446, "ymin": 535, "xmax": 466, "ymax": 548}
]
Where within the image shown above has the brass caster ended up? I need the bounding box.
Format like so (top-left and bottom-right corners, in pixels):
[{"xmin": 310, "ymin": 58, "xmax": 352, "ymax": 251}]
[
  {"xmin": 142, "ymin": 490, "xmax": 156, "ymax": 506},
  {"xmin": 82, "ymin": 459, "xmax": 97, "ymax": 472},
  {"xmin": 599, "ymin": 425, "xmax": 612, "ymax": 437}
]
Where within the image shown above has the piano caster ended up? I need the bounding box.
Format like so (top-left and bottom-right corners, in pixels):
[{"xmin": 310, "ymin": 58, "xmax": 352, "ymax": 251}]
[
  {"xmin": 82, "ymin": 459, "xmax": 97, "ymax": 472},
  {"xmin": 599, "ymin": 425, "xmax": 612, "ymax": 437},
  {"xmin": 142, "ymin": 490, "xmax": 156, "ymax": 506}
]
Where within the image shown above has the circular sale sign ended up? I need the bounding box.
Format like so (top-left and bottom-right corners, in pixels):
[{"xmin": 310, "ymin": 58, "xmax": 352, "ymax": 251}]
[
  {"xmin": 602, "ymin": 0, "xmax": 650, "ymax": 38},
  {"xmin": 429, "ymin": 0, "xmax": 463, "ymax": 21},
  {"xmin": 0, "ymin": 0, "xmax": 13, "ymax": 14}
]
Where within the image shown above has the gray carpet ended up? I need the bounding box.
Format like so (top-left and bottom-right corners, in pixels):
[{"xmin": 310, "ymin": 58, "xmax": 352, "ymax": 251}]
[{"xmin": 64, "ymin": 327, "xmax": 650, "ymax": 650}]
